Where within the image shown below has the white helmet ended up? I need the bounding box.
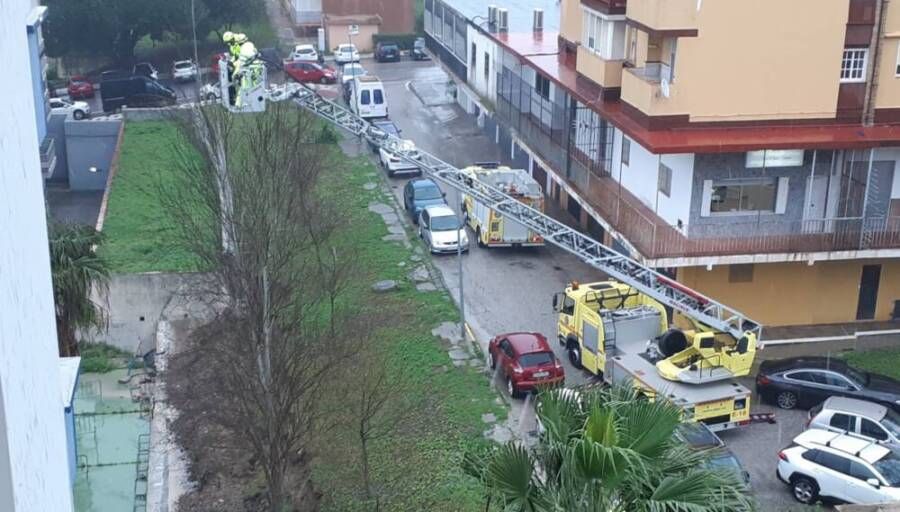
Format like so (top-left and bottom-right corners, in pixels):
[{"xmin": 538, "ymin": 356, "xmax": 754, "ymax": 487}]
[
  {"xmin": 239, "ymin": 41, "xmax": 258, "ymax": 59},
  {"xmin": 223, "ymin": 31, "xmax": 235, "ymax": 43},
  {"xmin": 234, "ymin": 33, "xmax": 248, "ymax": 44}
]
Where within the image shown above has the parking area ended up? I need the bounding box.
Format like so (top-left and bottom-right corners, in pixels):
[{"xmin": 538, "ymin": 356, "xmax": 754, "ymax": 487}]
[{"xmin": 327, "ymin": 55, "xmax": 830, "ymax": 511}]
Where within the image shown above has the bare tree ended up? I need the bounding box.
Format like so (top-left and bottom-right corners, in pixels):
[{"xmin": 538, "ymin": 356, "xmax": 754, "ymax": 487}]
[{"xmin": 161, "ymin": 102, "xmax": 356, "ymax": 511}]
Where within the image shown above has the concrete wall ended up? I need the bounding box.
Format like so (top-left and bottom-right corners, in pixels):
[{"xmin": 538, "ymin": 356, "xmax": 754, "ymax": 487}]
[
  {"xmin": 322, "ymin": 0, "xmax": 414, "ymax": 33},
  {"xmin": 467, "ymin": 26, "xmax": 500, "ymax": 103},
  {"xmin": 679, "ymin": 258, "xmax": 900, "ymax": 326},
  {"xmin": 875, "ymin": 1, "xmax": 900, "ymax": 110},
  {"xmin": 65, "ymin": 118, "xmax": 122, "ymax": 191},
  {"xmin": 327, "ymin": 22, "xmax": 379, "ymax": 52},
  {"xmin": 46, "ymin": 113, "xmax": 69, "ymax": 184},
  {"xmin": 93, "ymin": 273, "xmax": 197, "ymax": 354},
  {"xmin": 0, "ymin": 0, "xmax": 75, "ymax": 509}
]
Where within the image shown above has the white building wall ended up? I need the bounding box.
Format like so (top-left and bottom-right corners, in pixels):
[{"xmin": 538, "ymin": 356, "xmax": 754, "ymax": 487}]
[
  {"xmin": 0, "ymin": 1, "xmax": 74, "ymax": 511},
  {"xmin": 611, "ymin": 129, "xmax": 694, "ymax": 228},
  {"xmin": 466, "ymin": 26, "xmax": 499, "ymax": 103}
]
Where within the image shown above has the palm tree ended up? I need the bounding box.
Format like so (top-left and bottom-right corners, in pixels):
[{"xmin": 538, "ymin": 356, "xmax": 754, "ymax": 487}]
[
  {"xmin": 49, "ymin": 222, "xmax": 109, "ymax": 357},
  {"xmin": 464, "ymin": 384, "xmax": 755, "ymax": 512}
]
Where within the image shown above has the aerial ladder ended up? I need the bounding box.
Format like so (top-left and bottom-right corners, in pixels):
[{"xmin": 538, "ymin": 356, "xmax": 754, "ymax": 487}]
[{"xmin": 215, "ymin": 42, "xmax": 764, "ymax": 386}]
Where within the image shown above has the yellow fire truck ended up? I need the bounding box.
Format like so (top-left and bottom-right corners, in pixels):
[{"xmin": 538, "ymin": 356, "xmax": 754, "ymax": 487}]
[
  {"xmin": 553, "ymin": 281, "xmax": 760, "ymax": 431},
  {"xmin": 460, "ymin": 163, "xmax": 544, "ymax": 248}
]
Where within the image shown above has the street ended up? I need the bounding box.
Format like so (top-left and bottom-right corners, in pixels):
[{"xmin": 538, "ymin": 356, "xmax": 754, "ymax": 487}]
[{"xmin": 354, "ymin": 56, "xmax": 822, "ymax": 511}]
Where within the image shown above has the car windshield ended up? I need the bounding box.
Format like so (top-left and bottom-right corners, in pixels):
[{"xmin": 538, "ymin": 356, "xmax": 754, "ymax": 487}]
[
  {"xmin": 874, "ymin": 454, "xmax": 900, "ymax": 487},
  {"xmin": 415, "ymin": 40, "xmax": 425, "ymax": 49},
  {"xmin": 882, "ymin": 409, "xmax": 900, "ymax": 438},
  {"xmin": 174, "ymin": 62, "xmax": 192, "ymax": 69},
  {"xmin": 414, "ymin": 185, "xmax": 442, "ymax": 201},
  {"xmin": 345, "ymin": 66, "xmax": 364, "ymax": 77},
  {"xmin": 429, "ymin": 215, "xmax": 459, "ymax": 231},
  {"xmin": 71, "ymin": 79, "xmax": 87, "ymax": 85},
  {"xmin": 520, "ymin": 352, "xmax": 554, "ymax": 368},
  {"xmin": 375, "ymin": 123, "xmax": 399, "ymax": 136},
  {"xmin": 675, "ymin": 423, "xmax": 721, "ymax": 448}
]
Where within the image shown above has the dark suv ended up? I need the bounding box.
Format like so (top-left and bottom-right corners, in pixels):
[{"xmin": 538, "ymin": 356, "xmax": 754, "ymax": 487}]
[{"xmin": 374, "ymin": 42, "xmax": 400, "ymax": 63}]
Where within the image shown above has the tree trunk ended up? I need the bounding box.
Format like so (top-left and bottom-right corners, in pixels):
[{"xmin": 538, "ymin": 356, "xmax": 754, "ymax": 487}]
[
  {"xmin": 360, "ymin": 433, "xmax": 372, "ymax": 501},
  {"xmin": 268, "ymin": 463, "xmax": 286, "ymax": 512},
  {"xmin": 56, "ymin": 314, "xmax": 79, "ymax": 357}
]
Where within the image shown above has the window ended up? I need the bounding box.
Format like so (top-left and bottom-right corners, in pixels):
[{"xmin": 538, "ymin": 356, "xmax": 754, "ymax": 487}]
[
  {"xmin": 499, "ymin": 339, "xmax": 514, "ymax": 358},
  {"xmin": 709, "ymin": 179, "xmax": 777, "ymax": 214},
  {"xmin": 519, "ymin": 352, "xmax": 555, "ymax": 367},
  {"xmin": 822, "ymin": 373, "xmax": 856, "ymax": 389},
  {"xmin": 535, "ymin": 74, "xmax": 551, "ymax": 100},
  {"xmin": 627, "ymin": 26, "xmax": 638, "ymax": 63},
  {"xmin": 896, "ymin": 42, "xmax": 900, "ymax": 76},
  {"xmin": 841, "ymin": 48, "xmax": 868, "ymax": 83},
  {"xmin": 829, "ymin": 413, "xmax": 855, "ymax": 432},
  {"xmin": 582, "ymin": 9, "xmax": 626, "ymax": 60},
  {"xmin": 728, "ymin": 264, "xmax": 754, "ymax": 283},
  {"xmin": 850, "ymin": 461, "xmax": 877, "ymax": 481},
  {"xmin": 816, "ymin": 451, "xmax": 852, "ymax": 475},
  {"xmin": 658, "ymin": 163, "xmax": 672, "ymax": 197},
  {"xmin": 484, "ymin": 52, "xmax": 490, "ymax": 81},
  {"xmin": 786, "ymin": 371, "xmax": 820, "ymax": 383},
  {"xmin": 373, "ymin": 89, "xmax": 384, "ymax": 105},
  {"xmin": 471, "ymin": 42, "xmax": 477, "ymax": 67},
  {"xmin": 621, "ymin": 137, "xmax": 631, "ymax": 166},
  {"xmin": 862, "ymin": 419, "xmax": 889, "ymax": 441},
  {"xmin": 360, "ymin": 90, "xmax": 371, "ymax": 105}
]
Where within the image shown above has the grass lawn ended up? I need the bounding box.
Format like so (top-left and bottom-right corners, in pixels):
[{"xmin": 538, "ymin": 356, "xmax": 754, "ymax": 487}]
[
  {"xmin": 843, "ymin": 347, "xmax": 900, "ymax": 380},
  {"xmin": 98, "ymin": 121, "xmax": 205, "ymax": 274},
  {"xmin": 310, "ymin": 153, "xmax": 505, "ymax": 511}
]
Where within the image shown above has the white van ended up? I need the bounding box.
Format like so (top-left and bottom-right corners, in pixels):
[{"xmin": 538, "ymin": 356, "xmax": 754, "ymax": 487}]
[{"xmin": 350, "ymin": 75, "xmax": 387, "ymax": 119}]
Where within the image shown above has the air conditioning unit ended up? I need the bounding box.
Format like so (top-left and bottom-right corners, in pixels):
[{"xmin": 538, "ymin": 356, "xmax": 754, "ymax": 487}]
[
  {"xmin": 488, "ymin": 5, "xmax": 498, "ymax": 27},
  {"xmin": 497, "ymin": 8, "xmax": 509, "ymax": 32},
  {"xmin": 533, "ymin": 9, "xmax": 544, "ymax": 32}
]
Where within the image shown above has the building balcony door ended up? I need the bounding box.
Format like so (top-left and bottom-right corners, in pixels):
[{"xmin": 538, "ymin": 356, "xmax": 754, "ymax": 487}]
[{"xmin": 856, "ymin": 264, "xmax": 881, "ymax": 320}]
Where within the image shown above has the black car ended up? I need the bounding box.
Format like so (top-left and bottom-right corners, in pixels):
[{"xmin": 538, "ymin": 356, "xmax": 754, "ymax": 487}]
[
  {"xmin": 133, "ymin": 62, "xmax": 160, "ymax": 80},
  {"xmin": 100, "ymin": 75, "xmax": 176, "ymax": 112},
  {"xmin": 258, "ymin": 47, "xmax": 284, "ymax": 70},
  {"xmin": 367, "ymin": 119, "xmax": 401, "ymax": 153},
  {"xmin": 411, "ymin": 37, "xmax": 429, "ymax": 61},
  {"xmin": 756, "ymin": 357, "xmax": 900, "ymax": 411},
  {"xmin": 374, "ymin": 42, "xmax": 401, "ymax": 63},
  {"xmin": 674, "ymin": 422, "xmax": 751, "ymax": 485}
]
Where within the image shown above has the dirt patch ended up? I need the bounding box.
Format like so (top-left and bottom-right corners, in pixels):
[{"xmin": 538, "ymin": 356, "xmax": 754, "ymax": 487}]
[{"xmin": 166, "ymin": 320, "xmax": 321, "ymax": 511}]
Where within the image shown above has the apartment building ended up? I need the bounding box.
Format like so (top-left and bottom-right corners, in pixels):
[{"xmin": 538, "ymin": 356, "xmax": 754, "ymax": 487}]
[
  {"xmin": 0, "ymin": 0, "xmax": 76, "ymax": 510},
  {"xmin": 430, "ymin": 0, "xmax": 900, "ymax": 328}
]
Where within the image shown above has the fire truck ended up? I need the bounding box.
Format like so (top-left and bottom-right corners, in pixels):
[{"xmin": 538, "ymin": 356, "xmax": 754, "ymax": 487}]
[{"xmin": 460, "ymin": 163, "xmax": 544, "ymax": 248}]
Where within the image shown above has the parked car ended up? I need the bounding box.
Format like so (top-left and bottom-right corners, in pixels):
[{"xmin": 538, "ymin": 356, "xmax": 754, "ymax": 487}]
[
  {"xmin": 133, "ymin": 62, "xmax": 159, "ymax": 81},
  {"xmin": 674, "ymin": 422, "xmax": 751, "ymax": 485},
  {"xmin": 380, "ymin": 139, "xmax": 422, "ymax": 176},
  {"xmin": 334, "ymin": 43, "xmax": 360, "ymax": 64},
  {"xmin": 100, "ymin": 75, "xmax": 176, "ymax": 112},
  {"xmin": 757, "ymin": 357, "xmax": 900, "ymax": 411},
  {"xmin": 367, "ymin": 119, "xmax": 400, "ymax": 153},
  {"xmin": 411, "ymin": 37, "xmax": 429, "ymax": 60},
  {"xmin": 284, "ymin": 61, "xmax": 336, "ymax": 84},
  {"xmin": 67, "ymin": 75, "xmax": 94, "ymax": 99},
  {"xmin": 341, "ymin": 62, "xmax": 367, "ymax": 100},
  {"xmin": 374, "ymin": 42, "xmax": 400, "ymax": 62},
  {"xmin": 200, "ymin": 83, "xmax": 221, "ymax": 102},
  {"xmin": 808, "ymin": 396, "xmax": 900, "ymax": 446},
  {"xmin": 777, "ymin": 429, "xmax": 900, "ymax": 505},
  {"xmin": 348, "ymin": 75, "xmax": 387, "ymax": 119},
  {"xmin": 290, "ymin": 44, "xmax": 318, "ymax": 62},
  {"xmin": 49, "ymin": 97, "xmax": 90, "ymax": 120},
  {"xmin": 258, "ymin": 47, "xmax": 284, "ymax": 69},
  {"xmin": 489, "ymin": 332, "xmax": 564, "ymax": 398},
  {"xmin": 403, "ymin": 178, "xmax": 446, "ymax": 224},
  {"xmin": 172, "ymin": 60, "xmax": 198, "ymax": 82},
  {"xmin": 418, "ymin": 205, "xmax": 468, "ymax": 253}
]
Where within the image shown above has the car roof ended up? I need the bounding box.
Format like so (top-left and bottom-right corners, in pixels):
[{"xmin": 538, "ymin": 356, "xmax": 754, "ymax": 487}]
[
  {"xmin": 338, "ymin": 43, "xmax": 356, "ymax": 49},
  {"xmin": 503, "ymin": 333, "xmax": 550, "ymax": 354},
  {"xmin": 760, "ymin": 357, "xmax": 851, "ymax": 373},
  {"xmin": 357, "ymin": 75, "xmax": 381, "ymax": 83},
  {"xmin": 794, "ymin": 429, "xmax": 891, "ymax": 464},
  {"xmin": 174, "ymin": 60, "xmax": 193, "ymax": 65},
  {"xmin": 409, "ymin": 178, "xmax": 438, "ymax": 189},
  {"xmin": 295, "ymin": 44, "xmax": 314, "ymax": 50},
  {"xmin": 423, "ymin": 204, "xmax": 454, "ymax": 217},
  {"xmin": 822, "ymin": 396, "xmax": 887, "ymax": 419}
]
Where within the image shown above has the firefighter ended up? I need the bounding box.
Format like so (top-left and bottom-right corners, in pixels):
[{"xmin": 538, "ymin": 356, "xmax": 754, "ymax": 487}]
[{"xmin": 233, "ymin": 38, "xmax": 262, "ymax": 107}]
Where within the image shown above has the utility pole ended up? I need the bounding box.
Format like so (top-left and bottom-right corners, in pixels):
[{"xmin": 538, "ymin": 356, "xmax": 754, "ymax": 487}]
[
  {"xmin": 457, "ymin": 204, "xmax": 466, "ymax": 342},
  {"xmin": 191, "ymin": 0, "xmax": 201, "ymax": 96}
]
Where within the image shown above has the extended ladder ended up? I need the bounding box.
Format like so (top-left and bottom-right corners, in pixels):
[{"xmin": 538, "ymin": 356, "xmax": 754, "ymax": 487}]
[{"xmin": 253, "ymin": 83, "xmax": 763, "ymax": 343}]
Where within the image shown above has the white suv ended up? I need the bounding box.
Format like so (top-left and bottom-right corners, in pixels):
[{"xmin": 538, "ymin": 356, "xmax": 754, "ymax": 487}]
[
  {"xmin": 777, "ymin": 429, "xmax": 900, "ymax": 505},
  {"xmin": 808, "ymin": 396, "xmax": 900, "ymax": 448}
]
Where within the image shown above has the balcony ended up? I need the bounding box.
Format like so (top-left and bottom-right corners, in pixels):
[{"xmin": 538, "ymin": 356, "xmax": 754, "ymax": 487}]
[
  {"xmin": 625, "ymin": 0, "xmax": 698, "ymax": 33},
  {"xmin": 576, "ymin": 46, "xmax": 625, "ymax": 89},
  {"xmin": 40, "ymin": 135, "xmax": 57, "ymax": 179},
  {"xmin": 621, "ymin": 65, "xmax": 687, "ymax": 118}
]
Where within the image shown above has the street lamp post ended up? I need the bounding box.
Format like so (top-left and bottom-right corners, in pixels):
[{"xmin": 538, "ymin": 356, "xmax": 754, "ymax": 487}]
[{"xmin": 190, "ymin": 0, "xmax": 201, "ymax": 93}]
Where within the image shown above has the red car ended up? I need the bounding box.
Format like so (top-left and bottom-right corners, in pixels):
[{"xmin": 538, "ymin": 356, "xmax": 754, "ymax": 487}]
[
  {"xmin": 284, "ymin": 61, "xmax": 336, "ymax": 84},
  {"xmin": 67, "ymin": 75, "xmax": 94, "ymax": 99},
  {"xmin": 210, "ymin": 52, "xmax": 228, "ymax": 77},
  {"xmin": 489, "ymin": 332, "xmax": 564, "ymax": 398}
]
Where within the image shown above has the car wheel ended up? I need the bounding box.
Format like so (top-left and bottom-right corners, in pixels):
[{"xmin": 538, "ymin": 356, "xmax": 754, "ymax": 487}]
[
  {"xmin": 791, "ymin": 476, "xmax": 818, "ymax": 505},
  {"xmin": 507, "ymin": 378, "xmax": 521, "ymax": 399},
  {"xmin": 489, "ymin": 351, "xmax": 496, "ymax": 370},
  {"xmin": 776, "ymin": 390, "xmax": 798, "ymax": 410},
  {"xmin": 73, "ymin": 110, "xmax": 85, "ymax": 120},
  {"xmin": 568, "ymin": 345, "xmax": 582, "ymax": 369},
  {"xmin": 320, "ymin": 77, "xmax": 329, "ymax": 84}
]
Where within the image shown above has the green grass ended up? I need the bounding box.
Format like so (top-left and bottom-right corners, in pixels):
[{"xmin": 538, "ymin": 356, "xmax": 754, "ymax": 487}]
[
  {"xmin": 80, "ymin": 342, "xmax": 132, "ymax": 373},
  {"xmin": 842, "ymin": 347, "xmax": 900, "ymax": 380},
  {"xmin": 98, "ymin": 121, "xmax": 205, "ymax": 274},
  {"xmin": 311, "ymin": 155, "xmax": 505, "ymax": 511}
]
